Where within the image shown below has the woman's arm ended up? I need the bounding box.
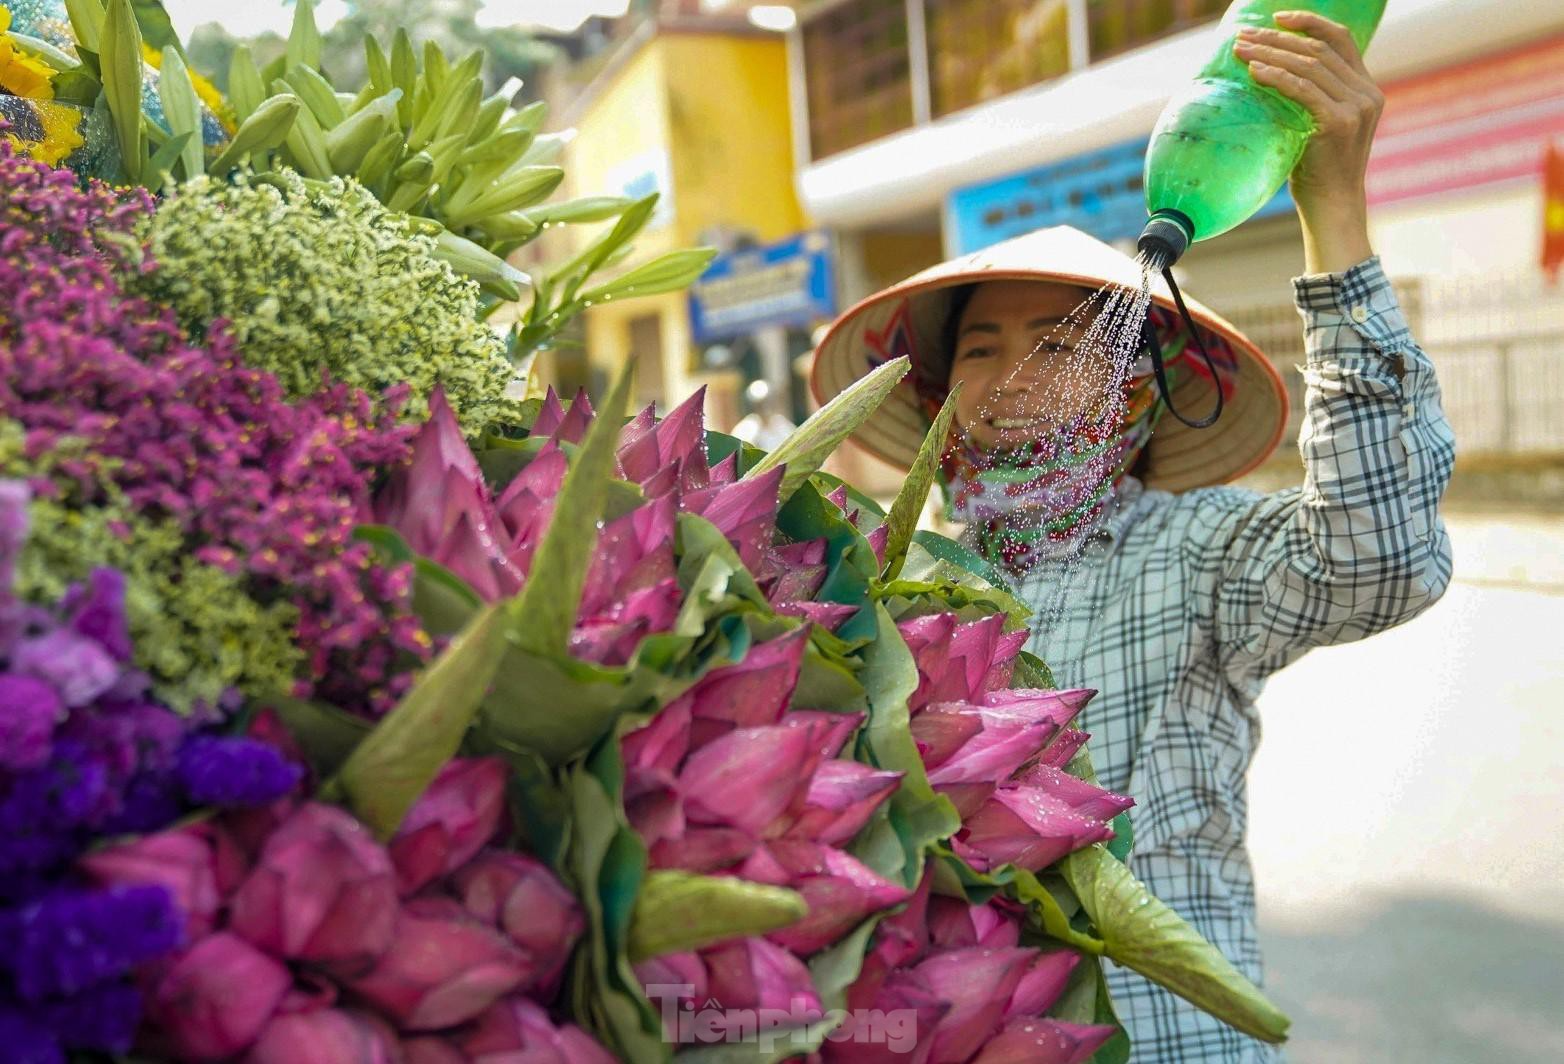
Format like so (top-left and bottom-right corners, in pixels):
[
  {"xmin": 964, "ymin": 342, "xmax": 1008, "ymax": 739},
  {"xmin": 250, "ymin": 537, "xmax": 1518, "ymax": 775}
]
[
  {"xmin": 1235, "ymin": 10, "xmax": 1383, "ymax": 274},
  {"xmin": 1204, "ymin": 14, "xmax": 1457, "ymax": 677}
]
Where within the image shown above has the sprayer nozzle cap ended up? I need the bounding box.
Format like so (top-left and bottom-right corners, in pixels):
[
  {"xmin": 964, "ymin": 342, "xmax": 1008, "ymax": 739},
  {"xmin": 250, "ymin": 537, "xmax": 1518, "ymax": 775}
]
[{"xmin": 1138, "ymin": 213, "xmax": 1192, "ymax": 269}]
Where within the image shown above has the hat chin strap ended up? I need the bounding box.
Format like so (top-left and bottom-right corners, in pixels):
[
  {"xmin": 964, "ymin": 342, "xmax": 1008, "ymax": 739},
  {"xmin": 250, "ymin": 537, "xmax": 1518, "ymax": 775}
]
[{"xmin": 1143, "ymin": 267, "xmax": 1225, "ymax": 430}]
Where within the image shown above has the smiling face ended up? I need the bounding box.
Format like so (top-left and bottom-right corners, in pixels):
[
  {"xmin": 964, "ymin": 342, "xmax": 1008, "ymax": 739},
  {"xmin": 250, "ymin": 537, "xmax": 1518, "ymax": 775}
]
[{"xmin": 946, "ymin": 280, "xmax": 1118, "ymax": 450}]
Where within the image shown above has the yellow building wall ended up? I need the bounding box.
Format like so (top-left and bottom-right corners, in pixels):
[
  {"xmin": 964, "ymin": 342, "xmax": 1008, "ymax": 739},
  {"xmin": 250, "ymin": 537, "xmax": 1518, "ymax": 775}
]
[
  {"xmin": 662, "ymin": 34, "xmax": 805, "ymax": 250},
  {"xmin": 861, "ymin": 230, "xmax": 946, "ymax": 294},
  {"xmin": 561, "ymin": 31, "xmax": 806, "ymax": 411},
  {"xmin": 563, "ymin": 41, "xmax": 679, "ymax": 262}
]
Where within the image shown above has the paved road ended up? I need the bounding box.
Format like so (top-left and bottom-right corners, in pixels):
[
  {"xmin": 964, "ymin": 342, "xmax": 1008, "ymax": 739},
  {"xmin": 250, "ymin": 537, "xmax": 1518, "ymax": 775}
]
[{"xmin": 1246, "ymin": 512, "xmax": 1564, "ymax": 1063}]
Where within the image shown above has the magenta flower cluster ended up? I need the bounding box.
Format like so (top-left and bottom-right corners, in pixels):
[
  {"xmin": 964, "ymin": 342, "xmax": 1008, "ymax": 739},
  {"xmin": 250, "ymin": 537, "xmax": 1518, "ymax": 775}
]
[{"xmin": 0, "ymin": 144, "xmax": 428, "ymax": 712}]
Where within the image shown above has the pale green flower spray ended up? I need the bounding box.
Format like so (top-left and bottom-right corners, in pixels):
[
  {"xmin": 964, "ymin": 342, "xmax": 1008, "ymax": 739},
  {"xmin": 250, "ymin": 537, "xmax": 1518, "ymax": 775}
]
[{"xmin": 131, "ymin": 170, "xmax": 517, "ymax": 434}]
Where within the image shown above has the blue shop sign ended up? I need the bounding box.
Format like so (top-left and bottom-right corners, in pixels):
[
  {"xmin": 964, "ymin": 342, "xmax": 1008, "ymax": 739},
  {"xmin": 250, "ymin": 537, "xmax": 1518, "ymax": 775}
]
[
  {"xmin": 947, "ymin": 138, "xmax": 1294, "ymax": 255},
  {"xmin": 689, "ymin": 231, "xmax": 837, "ymax": 345}
]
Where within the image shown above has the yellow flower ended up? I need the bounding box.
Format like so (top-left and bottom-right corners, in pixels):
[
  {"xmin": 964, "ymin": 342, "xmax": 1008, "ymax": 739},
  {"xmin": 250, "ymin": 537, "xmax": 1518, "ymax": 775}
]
[
  {"xmin": 142, "ymin": 41, "xmax": 236, "ymax": 134},
  {"xmin": 0, "ymin": 95, "xmax": 85, "ymax": 165},
  {"xmin": 1, "ymin": 6, "xmax": 58, "ymax": 101},
  {"xmin": 0, "ymin": 7, "xmax": 82, "ymax": 165}
]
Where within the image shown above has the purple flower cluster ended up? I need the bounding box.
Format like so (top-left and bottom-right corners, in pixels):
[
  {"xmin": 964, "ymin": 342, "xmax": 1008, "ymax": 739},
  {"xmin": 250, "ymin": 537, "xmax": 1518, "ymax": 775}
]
[
  {"xmin": 0, "ymin": 483, "xmax": 304, "ymax": 1060},
  {"xmin": 0, "ymin": 144, "xmax": 429, "ymax": 713},
  {"xmin": 176, "ymin": 735, "xmax": 303, "ymax": 807},
  {"xmin": 0, "ymin": 484, "xmax": 303, "ymax": 894},
  {"xmin": 0, "ymin": 888, "xmax": 180, "ymax": 1062},
  {"xmin": 5, "ymin": 886, "xmax": 184, "ymax": 1000}
]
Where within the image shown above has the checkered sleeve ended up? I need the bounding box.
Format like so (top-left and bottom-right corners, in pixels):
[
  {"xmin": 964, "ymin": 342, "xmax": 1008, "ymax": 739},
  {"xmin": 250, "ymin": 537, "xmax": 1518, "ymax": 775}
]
[{"xmin": 1204, "ymin": 256, "xmax": 1456, "ymax": 676}]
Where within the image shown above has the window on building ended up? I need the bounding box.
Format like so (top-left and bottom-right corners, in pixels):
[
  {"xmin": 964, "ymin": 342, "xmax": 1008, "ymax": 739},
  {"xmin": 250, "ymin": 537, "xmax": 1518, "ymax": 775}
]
[
  {"xmin": 1088, "ymin": 0, "xmax": 1227, "ymax": 60},
  {"xmin": 802, "ymin": 0, "xmax": 914, "ymax": 159},
  {"xmin": 926, "ymin": 0, "xmax": 1072, "ymax": 118}
]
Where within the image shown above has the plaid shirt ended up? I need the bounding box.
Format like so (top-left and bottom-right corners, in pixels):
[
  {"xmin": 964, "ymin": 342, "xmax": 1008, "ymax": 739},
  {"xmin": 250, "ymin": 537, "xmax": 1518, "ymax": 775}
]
[{"xmin": 997, "ymin": 257, "xmax": 1456, "ymax": 1062}]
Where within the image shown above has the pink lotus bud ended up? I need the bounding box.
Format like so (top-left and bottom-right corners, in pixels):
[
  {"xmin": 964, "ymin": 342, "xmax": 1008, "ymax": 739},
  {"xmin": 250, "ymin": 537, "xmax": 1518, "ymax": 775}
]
[
  {"xmin": 496, "ymin": 444, "xmax": 567, "ymax": 568},
  {"xmin": 246, "ymin": 1009, "xmax": 399, "ymax": 1064},
  {"xmin": 636, "ymin": 951, "xmax": 709, "ymax": 1013},
  {"xmin": 875, "ymin": 864, "xmax": 933, "ymax": 968},
  {"xmin": 79, "ymin": 824, "xmax": 227, "ymax": 938},
  {"xmin": 452, "ymin": 850, "xmax": 584, "ymax": 996},
  {"xmin": 275, "ymin": 970, "xmax": 338, "ymax": 1015},
  {"xmin": 224, "ymin": 796, "xmax": 298, "ymax": 862},
  {"xmin": 759, "ymin": 539, "xmax": 824, "ymax": 602},
  {"xmin": 615, "ymin": 400, "xmax": 666, "ymax": 482},
  {"xmin": 650, "ymin": 827, "xmax": 757, "ymax": 873},
  {"xmin": 624, "ymin": 770, "xmax": 685, "ymax": 848},
  {"xmin": 709, "ymin": 451, "xmax": 739, "ymax": 485},
  {"xmin": 571, "ymin": 579, "xmax": 683, "ymax": 666},
  {"xmin": 212, "ymin": 822, "xmax": 251, "ymax": 894},
  {"xmin": 978, "ymin": 688, "xmax": 1095, "ymax": 732},
  {"xmin": 622, "ymin": 700, "xmax": 693, "ymax": 776},
  {"xmin": 773, "ymin": 602, "xmax": 858, "ymax": 632},
  {"xmin": 533, "ymin": 387, "xmax": 596, "ymax": 446},
  {"xmin": 618, "ymin": 389, "xmax": 710, "ymax": 493},
  {"xmin": 926, "ymin": 713, "xmax": 1055, "ymax": 790},
  {"xmin": 690, "ymin": 629, "xmax": 810, "ymax": 731},
  {"xmin": 685, "ymin": 627, "xmax": 810, "ymax": 741},
  {"xmin": 621, "ymin": 404, "xmax": 657, "ymax": 445},
  {"xmin": 971, "ymin": 900, "xmax": 1022, "ymax": 949},
  {"xmin": 844, "ymin": 866, "xmax": 933, "ymax": 1018},
  {"xmin": 580, "ymin": 496, "xmax": 678, "ymax": 618},
  {"xmin": 937, "ymin": 615, "xmax": 1008, "ymax": 705},
  {"xmin": 960, "ymin": 786, "xmax": 1117, "ymax": 872},
  {"xmin": 703, "ymin": 936, "xmax": 822, "ymax": 1015},
  {"xmin": 899, "ymin": 614, "xmax": 956, "ymax": 712},
  {"xmin": 908, "ymin": 703, "xmax": 985, "ymax": 770},
  {"xmin": 969, "ymin": 1018, "xmax": 1118, "ymax": 1064},
  {"xmin": 1036, "ymin": 728, "xmax": 1091, "ymax": 769},
  {"xmin": 752, "ymin": 841, "xmax": 910, "ymax": 955},
  {"xmin": 228, "ymin": 802, "xmax": 398, "ymax": 973},
  {"xmin": 389, "ymin": 757, "xmax": 508, "ymax": 895},
  {"xmin": 148, "ymin": 932, "xmax": 291, "ymax": 1061},
  {"xmin": 679, "ymin": 724, "xmax": 815, "ymax": 835},
  {"xmin": 765, "ymin": 563, "xmax": 828, "ymax": 606},
  {"xmin": 432, "ymin": 506, "xmax": 519, "ymax": 601},
  {"xmin": 781, "ymin": 710, "xmax": 864, "ymax": 761},
  {"xmin": 1004, "ymin": 951, "xmax": 1082, "ymax": 1022},
  {"xmin": 736, "ymin": 841, "xmax": 790, "ymax": 884},
  {"xmin": 824, "ymin": 973, "xmax": 948, "ymax": 1064},
  {"xmin": 1013, "ymin": 764, "xmax": 1135, "ymax": 821},
  {"xmin": 904, "ymin": 612, "xmax": 1005, "ymax": 709},
  {"xmin": 374, "ymin": 388, "xmax": 483, "ymax": 546},
  {"xmin": 910, "ymin": 945, "xmax": 1035, "ymax": 1064},
  {"xmin": 785, "ymin": 761, "xmax": 902, "ymax": 846},
  {"xmin": 774, "ymin": 538, "xmax": 828, "ymax": 569},
  {"xmin": 684, "ymin": 468, "xmax": 784, "ymax": 573},
  {"xmin": 864, "ymin": 524, "xmax": 889, "ymax": 568},
  {"xmin": 346, "ymin": 897, "xmax": 534, "ymax": 1031},
  {"xmin": 982, "ymin": 630, "xmax": 1029, "ymax": 695},
  {"xmin": 927, "ymin": 898, "xmax": 1021, "ymax": 951},
  {"xmin": 460, "ymin": 996, "xmax": 618, "ymax": 1063},
  {"xmin": 401, "ymin": 1037, "xmax": 468, "ymax": 1064},
  {"xmin": 639, "ymin": 461, "xmax": 680, "ymax": 500}
]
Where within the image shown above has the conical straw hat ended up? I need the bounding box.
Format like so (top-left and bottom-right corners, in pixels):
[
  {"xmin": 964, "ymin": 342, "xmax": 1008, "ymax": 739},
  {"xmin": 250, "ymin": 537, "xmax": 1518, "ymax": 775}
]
[{"xmin": 810, "ymin": 225, "xmax": 1289, "ymax": 494}]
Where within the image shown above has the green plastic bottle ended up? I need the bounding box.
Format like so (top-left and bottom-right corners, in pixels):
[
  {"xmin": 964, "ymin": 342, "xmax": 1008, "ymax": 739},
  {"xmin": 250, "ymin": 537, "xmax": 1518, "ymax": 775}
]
[{"xmin": 1137, "ymin": 0, "xmax": 1387, "ymax": 265}]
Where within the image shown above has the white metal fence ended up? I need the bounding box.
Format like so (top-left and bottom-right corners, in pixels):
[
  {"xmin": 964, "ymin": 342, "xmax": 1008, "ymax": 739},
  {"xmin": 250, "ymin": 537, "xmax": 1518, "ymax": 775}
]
[{"xmin": 1226, "ymin": 272, "xmax": 1564, "ymax": 459}]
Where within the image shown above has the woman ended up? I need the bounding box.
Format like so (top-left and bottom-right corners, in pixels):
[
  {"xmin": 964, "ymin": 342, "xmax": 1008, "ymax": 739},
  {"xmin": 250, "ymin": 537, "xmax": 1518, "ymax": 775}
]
[{"xmin": 812, "ymin": 13, "xmax": 1454, "ymax": 1063}]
